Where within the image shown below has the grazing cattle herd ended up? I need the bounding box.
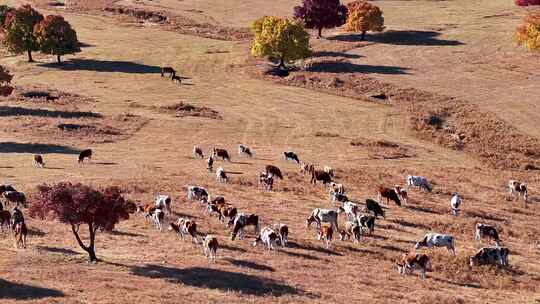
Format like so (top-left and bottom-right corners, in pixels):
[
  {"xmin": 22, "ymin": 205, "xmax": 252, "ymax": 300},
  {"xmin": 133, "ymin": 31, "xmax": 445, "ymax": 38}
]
[{"xmin": 0, "ymin": 143, "xmax": 536, "ymax": 280}]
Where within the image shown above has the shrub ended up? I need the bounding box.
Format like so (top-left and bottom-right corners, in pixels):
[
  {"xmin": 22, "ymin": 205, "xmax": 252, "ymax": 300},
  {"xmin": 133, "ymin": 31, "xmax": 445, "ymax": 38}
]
[
  {"xmin": 344, "ymin": 1, "xmax": 384, "ymax": 40},
  {"xmin": 0, "ymin": 65, "xmax": 13, "ymax": 96}
]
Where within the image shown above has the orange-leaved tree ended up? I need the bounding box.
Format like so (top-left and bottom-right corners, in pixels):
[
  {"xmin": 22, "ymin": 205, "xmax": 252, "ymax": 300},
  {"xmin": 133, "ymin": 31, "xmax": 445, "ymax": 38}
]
[
  {"xmin": 515, "ymin": 12, "xmax": 540, "ymax": 51},
  {"xmin": 344, "ymin": 1, "xmax": 384, "ymax": 41},
  {"xmin": 34, "ymin": 15, "xmax": 80, "ymax": 63}
]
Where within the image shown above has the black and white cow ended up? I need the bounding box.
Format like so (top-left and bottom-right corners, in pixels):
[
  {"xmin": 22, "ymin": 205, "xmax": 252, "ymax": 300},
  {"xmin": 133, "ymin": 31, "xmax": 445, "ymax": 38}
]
[
  {"xmin": 469, "ymin": 247, "xmax": 509, "ymax": 267},
  {"xmin": 415, "ymin": 233, "xmax": 455, "ymax": 255},
  {"xmin": 306, "ymin": 208, "xmax": 338, "ymax": 230},
  {"xmin": 475, "ymin": 223, "xmax": 501, "ymax": 246},
  {"xmin": 406, "ymin": 175, "xmax": 432, "ymax": 192},
  {"xmin": 238, "ymin": 145, "xmax": 253, "ymax": 157},
  {"xmin": 187, "ymin": 186, "xmax": 208, "ymax": 201},
  {"xmin": 508, "ymin": 180, "xmax": 528, "ymax": 204},
  {"xmin": 283, "ymin": 151, "xmax": 300, "ymax": 164},
  {"xmin": 155, "ymin": 195, "xmax": 172, "ymax": 214}
]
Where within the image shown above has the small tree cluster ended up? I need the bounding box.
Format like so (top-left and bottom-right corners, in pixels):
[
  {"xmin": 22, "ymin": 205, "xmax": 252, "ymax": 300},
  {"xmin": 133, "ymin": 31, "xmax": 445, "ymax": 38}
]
[
  {"xmin": 515, "ymin": 12, "xmax": 540, "ymax": 51},
  {"xmin": 293, "ymin": 0, "xmax": 348, "ymax": 38},
  {"xmin": 344, "ymin": 1, "xmax": 384, "ymax": 40},
  {"xmin": 0, "ymin": 65, "xmax": 13, "ymax": 96},
  {"xmin": 251, "ymin": 16, "xmax": 312, "ymax": 69},
  {"xmin": 0, "ymin": 5, "xmax": 80, "ymax": 63},
  {"xmin": 30, "ymin": 182, "xmax": 133, "ymax": 262}
]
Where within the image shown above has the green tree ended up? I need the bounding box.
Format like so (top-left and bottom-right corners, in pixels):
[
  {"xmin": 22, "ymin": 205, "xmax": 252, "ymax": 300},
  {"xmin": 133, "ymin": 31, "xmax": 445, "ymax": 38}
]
[
  {"xmin": 1, "ymin": 5, "xmax": 44, "ymax": 62},
  {"xmin": 34, "ymin": 15, "xmax": 80, "ymax": 63},
  {"xmin": 344, "ymin": 1, "xmax": 384, "ymax": 41},
  {"xmin": 251, "ymin": 16, "xmax": 311, "ymax": 69}
]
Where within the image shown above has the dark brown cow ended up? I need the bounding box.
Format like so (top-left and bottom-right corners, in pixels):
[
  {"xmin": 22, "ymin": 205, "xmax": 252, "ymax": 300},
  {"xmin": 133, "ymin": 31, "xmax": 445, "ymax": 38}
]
[
  {"xmin": 213, "ymin": 148, "xmax": 230, "ymax": 161},
  {"xmin": 172, "ymin": 75, "xmax": 181, "ymax": 84},
  {"xmin": 300, "ymin": 162, "xmax": 315, "ymax": 175},
  {"xmin": 2, "ymin": 191, "xmax": 26, "ymax": 207},
  {"xmin": 377, "ymin": 186, "xmax": 401, "ymax": 206},
  {"xmin": 265, "ymin": 165, "xmax": 283, "ymax": 179},
  {"xmin": 0, "ymin": 210, "xmax": 11, "ymax": 232},
  {"xmin": 311, "ymin": 170, "xmax": 331, "ymax": 185},
  {"xmin": 78, "ymin": 149, "xmax": 92, "ymax": 163},
  {"xmin": 14, "ymin": 222, "xmax": 27, "ymax": 248}
]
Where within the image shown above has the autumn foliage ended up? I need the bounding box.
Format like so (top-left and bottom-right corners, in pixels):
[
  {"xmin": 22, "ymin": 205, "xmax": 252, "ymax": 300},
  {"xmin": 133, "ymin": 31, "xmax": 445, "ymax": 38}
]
[
  {"xmin": 515, "ymin": 0, "xmax": 540, "ymax": 6},
  {"xmin": 0, "ymin": 65, "xmax": 13, "ymax": 96},
  {"xmin": 30, "ymin": 183, "xmax": 134, "ymax": 262},
  {"xmin": 0, "ymin": 5, "xmax": 15, "ymax": 26},
  {"xmin": 251, "ymin": 16, "xmax": 311, "ymax": 69},
  {"xmin": 344, "ymin": 1, "xmax": 384, "ymax": 40},
  {"xmin": 515, "ymin": 12, "xmax": 540, "ymax": 51},
  {"xmin": 1, "ymin": 5, "xmax": 44, "ymax": 62},
  {"xmin": 293, "ymin": 0, "xmax": 348, "ymax": 38},
  {"xmin": 34, "ymin": 15, "xmax": 80, "ymax": 63}
]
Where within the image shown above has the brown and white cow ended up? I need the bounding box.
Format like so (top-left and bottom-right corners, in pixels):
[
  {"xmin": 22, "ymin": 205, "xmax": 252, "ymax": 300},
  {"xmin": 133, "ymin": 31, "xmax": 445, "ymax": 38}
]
[
  {"xmin": 339, "ymin": 221, "xmax": 362, "ymax": 243},
  {"xmin": 253, "ymin": 227, "xmax": 280, "ymax": 252},
  {"xmin": 273, "ymin": 223, "xmax": 289, "ymax": 247},
  {"xmin": 318, "ymin": 225, "xmax": 333, "ymax": 249},
  {"xmin": 311, "ymin": 170, "xmax": 332, "ymax": 185},
  {"xmin": 169, "ymin": 218, "xmax": 199, "ymax": 243},
  {"xmin": 377, "ymin": 186, "xmax": 401, "ymax": 206},
  {"xmin": 231, "ymin": 213, "xmax": 260, "ymax": 240},
  {"xmin": 202, "ymin": 235, "xmax": 218, "ymax": 262},
  {"xmin": 213, "ymin": 148, "xmax": 231, "ymax": 162},
  {"xmin": 193, "ymin": 146, "xmax": 204, "ymax": 158},
  {"xmin": 394, "ymin": 185, "xmax": 407, "ymax": 204},
  {"xmin": 265, "ymin": 165, "xmax": 283, "ymax": 180},
  {"xmin": 33, "ymin": 154, "xmax": 45, "ymax": 168},
  {"xmin": 300, "ymin": 162, "xmax": 315, "ymax": 176},
  {"xmin": 396, "ymin": 252, "xmax": 431, "ymax": 279},
  {"xmin": 508, "ymin": 180, "xmax": 529, "ymax": 205},
  {"xmin": 13, "ymin": 222, "xmax": 28, "ymax": 249}
]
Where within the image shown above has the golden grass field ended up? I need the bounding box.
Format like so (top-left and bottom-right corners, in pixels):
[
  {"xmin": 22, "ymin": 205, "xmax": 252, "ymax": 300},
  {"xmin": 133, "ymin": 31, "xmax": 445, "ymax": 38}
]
[{"xmin": 1, "ymin": 0, "xmax": 540, "ymax": 303}]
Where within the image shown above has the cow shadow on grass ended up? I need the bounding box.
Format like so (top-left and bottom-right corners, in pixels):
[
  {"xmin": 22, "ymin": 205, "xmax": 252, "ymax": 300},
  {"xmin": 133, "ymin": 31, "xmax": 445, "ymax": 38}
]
[
  {"xmin": 405, "ymin": 204, "xmax": 441, "ymax": 215},
  {"xmin": 130, "ymin": 265, "xmax": 304, "ymax": 297},
  {"xmin": 328, "ymin": 30, "xmax": 464, "ymax": 46},
  {"xmin": 0, "ymin": 278, "xmax": 64, "ymax": 300},
  {"xmin": 39, "ymin": 59, "xmax": 161, "ymax": 74},
  {"xmin": 0, "ymin": 142, "xmax": 81, "ymax": 155},
  {"xmin": 220, "ymin": 243, "xmax": 248, "ymax": 253},
  {"xmin": 287, "ymin": 241, "xmax": 343, "ymax": 256},
  {"xmin": 312, "ymin": 51, "xmax": 363, "ymax": 59},
  {"xmin": 0, "ymin": 106, "xmax": 102, "ymax": 119},
  {"xmin": 431, "ymin": 277, "xmax": 482, "ymax": 289},
  {"xmin": 224, "ymin": 258, "xmax": 275, "ymax": 272}
]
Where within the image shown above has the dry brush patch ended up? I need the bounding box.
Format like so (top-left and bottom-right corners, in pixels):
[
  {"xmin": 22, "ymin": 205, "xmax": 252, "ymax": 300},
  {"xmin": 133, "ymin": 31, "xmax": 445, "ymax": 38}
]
[
  {"xmin": 247, "ymin": 61, "xmax": 540, "ymax": 170},
  {"xmin": 350, "ymin": 137, "xmax": 416, "ymax": 159},
  {"xmin": 156, "ymin": 101, "xmax": 222, "ymax": 120}
]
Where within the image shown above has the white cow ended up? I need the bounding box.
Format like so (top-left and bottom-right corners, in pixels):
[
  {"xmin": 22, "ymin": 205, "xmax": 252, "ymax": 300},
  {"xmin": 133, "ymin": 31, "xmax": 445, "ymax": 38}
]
[
  {"xmin": 216, "ymin": 167, "xmax": 228, "ymax": 183},
  {"xmin": 306, "ymin": 208, "xmax": 339, "ymax": 230},
  {"xmin": 253, "ymin": 227, "xmax": 280, "ymax": 252},
  {"xmin": 415, "ymin": 233, "xmax": 455, "ymax": 255},
  {"xmin": 340, "ymin": 201, "xmax": 359, "ymax": 220},
  {"xmin": 152, "ymin": 209, "xmax": 165, "ymax": 231},
  {"xmin": 450, "ymin": 194, "xmax": 462, "ymax": 216},
  {"xmin": 155, "ymin": 194, "xmax": 172, "ymax": 214},
  {"xmin": 406, "ymin": 175, "xmax": 432, "ymax": 192}
]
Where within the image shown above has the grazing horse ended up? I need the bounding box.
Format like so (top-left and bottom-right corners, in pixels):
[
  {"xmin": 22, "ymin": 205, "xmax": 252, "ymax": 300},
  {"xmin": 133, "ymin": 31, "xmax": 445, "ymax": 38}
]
[
  {"xmin": 161, "ymin": 66, "xmax": 176, "ymax": 78},
  {"xmin": 13, "ymin": 222, "xmax": 27, "ymax": 248},
  {"xmin": 231, "ymin": 213, "xmax": 260, "ymax": 240},
  {"xmin": 377, "ymin": 186, "xmax": 401, "ymax": 206},
  {"xmin": 283, "ymin": 151, "xmax": 300, "ymax": 164},
  {"xmin": 213, "ymin": 148, "xmax": 231, "ymax": 162},
  {"xmin": 265, "ymin": 165, "xmax": 283, "ymax": 179},
  {"xmin": 193, "ymin": 146, "xmax": 204, "ymax": 158},
  {"xmin": 33, "ymin": 154, "xmax": 45, "ymax": 168},
  {"xmin": 311, "ymin": 170, "xmax": 332, "ymax": 185},
  {"xmin": 78, "ymin": 149, "xmax": 92, "ymax": 163}
]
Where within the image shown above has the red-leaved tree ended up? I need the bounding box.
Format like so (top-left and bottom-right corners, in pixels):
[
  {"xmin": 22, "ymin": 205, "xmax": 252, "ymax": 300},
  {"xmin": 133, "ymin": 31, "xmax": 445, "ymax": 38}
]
[
  {"xmin": 30, "ymin": 182, "xmax": 134, "ymax": 262},
  {"xmin": 293, "ymin": 0, "xmax": 348, "ymax": 38}
]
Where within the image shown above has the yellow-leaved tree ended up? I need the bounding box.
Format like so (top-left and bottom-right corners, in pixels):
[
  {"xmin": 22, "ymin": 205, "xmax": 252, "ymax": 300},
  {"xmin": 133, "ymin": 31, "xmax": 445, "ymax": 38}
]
[
  {"xmin": 515, "ymin": 12, "xmax": 540, "ymax": 51},
  {"xmin": 345, "ymin": 1, "xmax": 384, "ymax": 40},
  {"xmin": 251, "ymin": 16, "xmax": 311, "ymax": 69}
]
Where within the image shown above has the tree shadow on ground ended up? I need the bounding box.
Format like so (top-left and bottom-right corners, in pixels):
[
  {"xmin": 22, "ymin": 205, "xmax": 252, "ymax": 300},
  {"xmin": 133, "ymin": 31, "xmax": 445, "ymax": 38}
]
[
  {"xmin": 0, "ymin": 106, "xmax": 102, "ymax": 119},
  {"xmin": 0, "ymin": 142, "xmax": 80, "ymax": 154},
  {"xmin": 312, "ymin": 51, "xmax": 362, "ymax": 59},
  {"xmin": 35, "ymin": 245, "xmax": 80, "ymax": 256},
  {"xmin": 130, "ymin": 265, "xmax": 305, "ymax": 297},
  {"xmin": 39, "ymin": 59, "xmax": 161, "ymax": 74},
  {"xmin": 0, "ymin": 279, "xmax": 64, "ymax": 300},
  {"xmin": 305, "ymin": 61, "xmax": 409, "ymax": 74},
  {"xmin": 328, "ymin": 30, "xmax": 464, "ymax": 46}
]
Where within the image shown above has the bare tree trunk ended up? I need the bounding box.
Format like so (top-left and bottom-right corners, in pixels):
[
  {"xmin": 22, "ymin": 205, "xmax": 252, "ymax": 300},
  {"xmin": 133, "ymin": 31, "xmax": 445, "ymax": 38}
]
[
  {"xmin": 56, "ymin": 55, "xmax": 61, "ymax": 64},
  {"xmin": 27, "ymin": 50, "xmax": 34, "ymax": 62},
  {"xmin": 318, "ymin": 27, "xmax": 322, "ymax": 39},
  {"xmin": 71, "ymin": 223, "xmax": 98, "ymax": 262},
  {"xmin": 361, "ymin": 31, "xmax": 366, "ymax": 41},
  {"xmin": 279, "ymin": 57, "xmax": 285, "ymax": 69}
]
